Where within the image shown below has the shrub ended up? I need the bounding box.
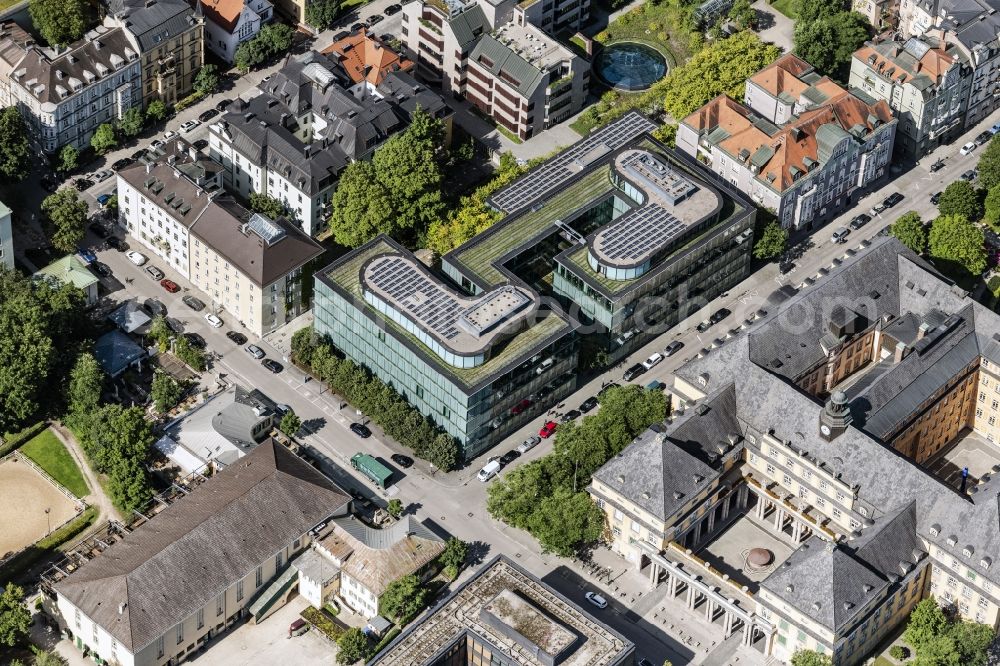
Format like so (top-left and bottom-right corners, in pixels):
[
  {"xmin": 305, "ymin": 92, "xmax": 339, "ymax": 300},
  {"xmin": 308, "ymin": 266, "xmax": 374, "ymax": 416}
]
[
  {"xmin": 889, "ymin": 645, "xmax": 906, "ymax": 660},
  {"xmin": 0, "ymin": 421, "xmax": 49, "ymax": 458}
]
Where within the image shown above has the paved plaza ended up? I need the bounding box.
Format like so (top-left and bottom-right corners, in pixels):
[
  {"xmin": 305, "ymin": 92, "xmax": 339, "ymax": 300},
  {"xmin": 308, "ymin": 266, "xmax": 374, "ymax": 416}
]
[
  {"xmin": 926, "ymin": 430, "xmax": 1000, "ymax": 489},
  {"xmin": 697, "ymin": 513, "xmax": 796, "ymax": 589}
]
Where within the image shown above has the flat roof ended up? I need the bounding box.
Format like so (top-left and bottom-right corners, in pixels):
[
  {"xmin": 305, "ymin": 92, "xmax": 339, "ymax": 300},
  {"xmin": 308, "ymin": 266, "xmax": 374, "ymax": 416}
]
[
  {"xmin": 491, "ymin": 22, "xmax": 571, "ymax": 71},
  {"xmin": 361, "ymin": 253, "xmax": 537, "ymax": 357},
  {"xmin": 589, "ymin": 150, "xmax": 720, "ymax": 270},
  {"xmin": 370, "ymin": 555, "xmax": 633, "ymax": 666}
]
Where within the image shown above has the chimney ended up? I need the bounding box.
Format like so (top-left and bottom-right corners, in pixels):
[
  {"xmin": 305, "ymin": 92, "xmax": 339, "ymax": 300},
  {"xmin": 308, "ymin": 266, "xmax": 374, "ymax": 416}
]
[
  {"xmin": 304, "ymin": 145, "xmax": 311, "ymax": 158},
  {"xmin": 118, "ymin": 602, "xmax": 127, "ymax": 614},
  {"xmin": 915, "ymin": 61, "xmax": 922, "ymax": 73},
  {"xmin": 146, "ymin": 162, "xmax": 153, "ymax": 174}
]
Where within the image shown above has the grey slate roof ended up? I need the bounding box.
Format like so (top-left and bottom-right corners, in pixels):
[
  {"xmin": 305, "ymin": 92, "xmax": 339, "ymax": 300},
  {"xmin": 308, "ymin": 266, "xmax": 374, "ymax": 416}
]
[
  {"xmin": 107, "ymin": 300, "xmax": 151, "ymax": 333},
  {"xmin": 93, "ymin": 330, "xmax": 146, "ymax": 377},
  {"xmin": 55, "ymin": 440, "xmax": 351, "ymax": 653},
  {"xmin": 849, "ymin": 500, "xmax": 924, "ymax": 580},
  {"xmin": 470, "ymin": 34, "xmax": 544, "ymax": 98},
  {"xmin": 448, "ymin": 4, "xmax": 488, "ymax": 47},
  {"xmin": 106, "ymin": 0, "xmax": 200, "ymax": 51}
]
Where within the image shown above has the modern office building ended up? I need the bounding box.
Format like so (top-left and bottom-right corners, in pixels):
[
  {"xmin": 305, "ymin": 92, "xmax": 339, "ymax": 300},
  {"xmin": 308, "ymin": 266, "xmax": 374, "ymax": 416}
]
[
  {"xmin": 314, "ymin": 112, "xmax": 755, "ymax": 458},
  {"xmin": 678, "ymin": 54, "xmax": 897, "ymax": 230},
  {"xmin": 103, "ymin": 0, "xmax": 205, "ymax": 106},
  {"xmin": 400, "ymin": 0, "xmax": 590, "ymax": 138},
  {"xmin": 117, "ymin": 138, "xmax": 324, "ymax": 336},
  {"xmin": 589, "ymin": 237, "xmax": 1000, "ymax": 664},
  {"xmin": 208, "ymin": 50, "xmax": 450, "ymax": 235},
  {"xmin": 48, "ymin": 439, "xmax": 351, "ymax": 666},
  {"xmin": 197, "ymin": 0, "xmax": 273, "ymax": 63},
  {"xmin": 850, "ymin": 36, "xmax": 972, "ymax": 157},
  {"xmin": 0, "ymin": 200, "xmax": 12, "ymax": 270},
  {"xmin": 369, "ymin": 555, "xmax": 634, "ymax": 665},
  {"xmin": 0, "ymin": 22, "xmax": 142, "ymax": 153}
]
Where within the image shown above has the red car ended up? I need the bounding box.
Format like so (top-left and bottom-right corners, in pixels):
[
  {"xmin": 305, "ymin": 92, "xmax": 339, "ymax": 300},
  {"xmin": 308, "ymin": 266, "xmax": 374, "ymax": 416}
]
[
  {"xmin": 539, "ymin": 421, "xmax": 558, "ymax": 438},
  {"xmin": 160, "ymin": 279, "xmax": 180, "ymax": 293},
  {"xmin": 511, "ymin": 398, "xmax": 533, "ymax": 415}
]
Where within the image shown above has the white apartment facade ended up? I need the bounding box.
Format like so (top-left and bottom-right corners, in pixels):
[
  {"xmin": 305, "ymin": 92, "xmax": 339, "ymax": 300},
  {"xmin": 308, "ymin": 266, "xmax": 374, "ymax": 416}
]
[
  {"xmin": 201, "ymin": 0, "xmax": 274, "ymax": 63},
  {"xmin": 0, "ymin": 23, "xmax": 142, "ymax": 153}
]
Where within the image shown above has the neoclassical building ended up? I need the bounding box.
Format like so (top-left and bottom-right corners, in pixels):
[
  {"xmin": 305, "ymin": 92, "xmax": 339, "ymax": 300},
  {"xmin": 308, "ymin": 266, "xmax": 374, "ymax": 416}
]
[{"xmin": 590, "ymin": 238, "xmax": 1000, "ymax": 664}]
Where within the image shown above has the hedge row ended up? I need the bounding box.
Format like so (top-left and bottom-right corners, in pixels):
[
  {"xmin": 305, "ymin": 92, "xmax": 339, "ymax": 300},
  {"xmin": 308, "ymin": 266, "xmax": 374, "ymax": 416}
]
[
  {"xmin": 0, "ymin": 421, "xmax": 49, "ymax": 458},
  {"xmin": 0, "ymin": 506, "xmax": 98, "ymax": 586}
]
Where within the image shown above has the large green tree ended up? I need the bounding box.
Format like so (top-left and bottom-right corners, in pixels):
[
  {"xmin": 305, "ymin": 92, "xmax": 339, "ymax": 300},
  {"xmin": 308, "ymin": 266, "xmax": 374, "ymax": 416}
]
[
  {"xmin": 790, "ymin": 651, "xmax": 832, "ymax": 666},
  {"xmin": 31, "ymin": 650, "xmax": 68, "ymax": 666},
  {"xmin": 279, "ymin": 411, "xmax": 301, "ymax": 436},
  {"xmin": 57, "ymin": 144, "xmax": 79, "ymax": 174},
  {"xmin": 193, "ymin": 64, "xmax": 220, "ymax": 95},
  {"xmin": 235, "ymin": 23, "xmax": 294, "ymax": 72},
  {"xmin": 29, "ymin": 0, "xmax": 87, "ymax": 47},
  {"xmin": 0, "ymin": 583, "xmax": 31, "ymax": 648},
  {"xmin": 66, "ymin": 351, "xmax": 104, "ymax": 431},
  {"xmin": 82, "ymin": 405, "xmax": 154, "ymax": 513},
  {"xmin": 249, "ymin": 192, "xmax": 286, "ymax": 219},
  {"xmin": 0, "ymin": 268, "xmax": 88, "ymax": 433},
  {"xmin": 42, "ymin": 188, "xmax": 88, "ymax": 253},
  {"xmin": 146, "ymin": 100, "xmax": 168, "ymax": 123},
  {"xmin": 528, "ymin": 487, "xmax": 605, "ymax": 556},
  {"xmin": 438, "ymin": 537, "xmax": 468, "ymax": 570},
  {"xmin": 151, "ymin": 371, "xmax": 183, "ymax": 414},
  {"xmin": 379, "ymin": 575, "xmax": 428, "ymax": 621},
  {"xmin": 977, "ymin": 133, "xmax": 1000, "ymax": 191},
  {"xmin": 794, "ymin": 10, "xmax": 870, "ymax": 81},
  {"xmin": 983, "ymin": 184, "xmax": 1000, "ymax": 227},
  {"xmin": 660, "ymin": 31, "xmax": 782, "ymax": 120},
  {"xmin": 753, "ymin": 220, "xmax": 788, "ymax": 260},
  {"xmin": 336, "ymin": 627, "xmax": 369, "ymax": 665},
  {"xmin": 108, "ymin": 454, "xmax": 153, "ymax": 514},
  {"xmin": 329, "ymin": 108, "xmax": 445, "ymax": 246},
  {"xmin": 891, "ymin": 211, "xmax": 927, "ymax": 254},
  {"xmin": 117, "ymin": 107, "xmax": 145, "ymax": 138},
  {"xmin": 728, "ymin": 0, "xmax": 756, "ymax": 29},
  {"xmin": 937, "ymin": 180, "xmax": 983, "ymax": 220},
  {"xmin": 306, "ymin": 0, "xmax": 341, "ymax": 30},
  {"xmin": 904, "ymin": 599, "xmax": 952, "ymax": 653},
  {"xmin": 0, "ymin": 107, "xmax": 32, "ymax": 182},
  {"xmin": 90, "ymin": 123, "xmax": 117, "ymax": 154},
  {"xmin": 929, "ymin": 214, "xmax": 987, "ymax": 277}
]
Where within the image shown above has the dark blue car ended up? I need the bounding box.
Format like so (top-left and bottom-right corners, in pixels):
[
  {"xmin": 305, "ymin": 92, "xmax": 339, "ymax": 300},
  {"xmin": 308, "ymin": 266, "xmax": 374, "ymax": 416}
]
[{"xmin": 97, "ymin": 193, "xmax": 112, "ymax": 207}]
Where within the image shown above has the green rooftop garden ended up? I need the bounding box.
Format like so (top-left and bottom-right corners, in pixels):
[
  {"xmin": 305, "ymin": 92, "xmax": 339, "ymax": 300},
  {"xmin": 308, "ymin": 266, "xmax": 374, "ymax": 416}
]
[
  {"xmin": 452, "ymin": 166, "xmax": 616, "ymax": 286},
  {"xmin": 324, "ymin": 240, "xmax": 571, "ymax": 389}
]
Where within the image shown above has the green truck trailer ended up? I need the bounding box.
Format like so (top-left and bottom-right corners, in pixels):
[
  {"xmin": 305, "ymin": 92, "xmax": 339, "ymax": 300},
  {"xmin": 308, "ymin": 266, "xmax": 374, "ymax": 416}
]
[{"xmin": 351, "ymin": 453, "xmax": 393, "ymax": 489}]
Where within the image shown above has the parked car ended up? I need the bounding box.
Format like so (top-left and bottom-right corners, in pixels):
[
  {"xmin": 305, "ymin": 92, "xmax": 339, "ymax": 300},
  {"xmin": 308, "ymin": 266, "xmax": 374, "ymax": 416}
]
[
  {"xmin": 351, "ymin": 22, "xmax": 365, "ymax": 31},
  {"xmin": 960, "ymin": 142, "xmax": 977, "ymax": 155},
  {"xmin": 163, "ymin": 130, "xmax": 178, "ymax": 140},
  {"xmin": 516, "ymin": 435, "xmax": 541, "ymax": 453},
  {"xmin": 183, "ymin": 332, "xmax": 206, "ymax": 349},
  {"xmin": 77, "ymin": 247, "xmax": 97, "ymax": 264},
  {"xmin": 261, "ymin": 359, "xmax": 283, "ymax": 373},
  {"xmin": 226, "ymin": 330, "xmax": 248, "ymax": 345},
  {"xmin": 288, "ymin": 618, "xmax": 309, "ymax": 638},
  {"xmin": 127, "ymin": 250, "xmax": 147, "ymax": 265},
  {"xmin": 642, "ymin": 352, "xmax": 664, "ymax": 370},
  {"xmin": 539, "ymin": 420, "xmax": 558, "ymax": 438},
  {"xmin": 560, "ymin": 409, "xmax": 581, "ymax": 423},
  {"xmin": 977, "ymin": 131, "xmax": 993, "ymax": 145},
  {"xmin": 91, "ymin": 262, "xmax": 112, "ymax": 278},
  {"xmin": 94, "ymin": 169, "xmax": 113, "ymax": 182},
  {"xmin": 198, "ymin": 109, "xmax": 218, "ymax": 123},
  {"xmin": 150, "ymin": 140, "xmax": 164, "ymax": 151},
  {"xmin": 579, "ymin": 396, "xmax": 598, "ymax": 412},
  {"xmin": 180, "ymin": 120, "xmax": 200, "ymax": 133},
  {"xmin": 623, "ymin": 363, "xmax": 645, "ymax": 381},
  {"xmin": 646, "ymin": 379, "xmax": 665, "ymax": 391},
  {"xmin": 192, "ymin": 139, "xmax": 209, "ymax": 151},
  {"xmin": 884, "ymin": 192, "xmax": 905, "ymax": 207},
  {"xmin": 74, "ymin": 178, "xmax": 93, "ymax": 191},
  {"xmin": 391, "ymin": 454, "xmax": 413, "ymax": 468},
  {"xmin": 246, "ymin": 344, "xmax": 265, "ymax": 359},
  {"xmin": 215, "ymin": 98, "xmax": 233, "ymax": 111},
  {"xmin": 367, "ymin": 13, "xmax": 384, "ymax": 25},
  {"xmin": 511, "ymin": 398, "xmax": 533, "ymax": 415},
  {"xmin": 664, "ymin": 340, "xmax": 684, "ymax": 357},
  {"xmin": 709, "ymin": 308, "xmax": 732, "ymax": 324},
  {"xmin": 870, "ymin": 200, "xmax": 888, "ymax": 215},
  {"xmin": 144, "ymin": 299, "xmax": 167, "ymax": 317},
  {"xmin": 89, "ymin": 222, "xmax": 109, "ymax": 238},
  {"xmin": 961, "ymin": 169, "xmax": 978, "ymax": 182},
  {"xmin": 160, "ymin": 278, "xmax": 180, "ymax": 293},
  {"xmin": 96, "ymin": 193, "xmax": 113, "ymax": 207},
  {"xmin": 205, "ymin": 313, "xmax": 223, "ymax": 328},
  {"xmin": 931, "ymin": 191, "xmax": 943, "ymax": 205},
  {"xmin": 333, "ymin": 30, "xmax": 351, "ymax": 41},
  {"xmin": 991, "ymin": 122, "xmax": 1000, "ymax": 135},
  {"xmin": 696, "ymin": 319, "xmax": 712, "ymax": 332},
  {"xmin": 499, "ymin": 450, "xmax": 520, "ymax": 465},
  {"xmin": 477, "ymin": 459, "xmax": 501, "ymax": 481},
  {"xmin": 131, "ymin": 149, "xmax": 146, "ymax": 160},
  {"xmin": 107, "ymin": 237, "xmax": 128, "ymax": 252},
  {"xmin": 145, "ymin": 266, "xmax": 165, "ymax": 280},
  {"xmin": 585, "ymin": 592, "xmax": 608, "ymax": 609},
  {"xmin": 111, "ymin": 157, "xmax": 132, "ymax": 171},
  {"xmin": 849, "ymin": 213, "xmax": 871, "ymax": 230},
  {"xmin": 384, "ymin": 3, "xmax": 402, "ymax": 13},
  {"xmin": 832, "ymin": 227, "xmax": 851, "ymax": 244},
  {"xmin": 350, "ymin": 422, "xmax": 372, "ymax": 438},
  {"xmin": 183, "ymin": 295, "xmax": 205, "ymax": 310},
  {"xmin": 930, "ymin": 158, "xmax": 946, "ymax": 172}
]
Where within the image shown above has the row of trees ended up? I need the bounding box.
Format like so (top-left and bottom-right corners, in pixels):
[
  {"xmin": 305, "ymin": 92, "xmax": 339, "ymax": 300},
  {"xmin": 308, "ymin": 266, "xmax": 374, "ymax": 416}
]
[
  {"xmin": 891, "ymin": 211, "xmax": 988, "ymax": 278},
  {"xmin": 66, "ymin": 353, "xmax": 155, "ymax": 514},
  {"xmin": 328, "ymin": 109, "xmax": 447, "ymax": 248},
  {"xmin": 291, "ymin": 328, "xmax": 460, "ymax": 470},
  {"xmin": 903, "ymin": 598, "xmax": 995, "ymax": 666},
  {"xmin": 148, "ymin": 316, "xmax": 207, "ymax": 371},
  {"xmin": 235, "ymin": 23, "xmax": 295, "ymax": 73},
  {"xmin": 487, "ymin": 385, "xmax": 668, "ymax": 556}
]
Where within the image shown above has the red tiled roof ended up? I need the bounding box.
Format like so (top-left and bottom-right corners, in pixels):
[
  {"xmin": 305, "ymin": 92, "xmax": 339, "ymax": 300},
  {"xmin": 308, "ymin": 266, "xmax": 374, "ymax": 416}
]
[{"xmin": 321, "ymin": 29, "xmax": 413, "ymax": 86}]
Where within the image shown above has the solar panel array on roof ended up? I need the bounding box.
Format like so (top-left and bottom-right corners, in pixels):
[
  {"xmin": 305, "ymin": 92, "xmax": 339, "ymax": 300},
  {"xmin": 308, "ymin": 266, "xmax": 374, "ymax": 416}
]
[
  {"xmin": 490, "ymin": 113, "xmax": 657, "ymax": 213},
  {"xmin": 247, "ymin": 213, "xmax": 286, "ymax": 246},
  {"xmin": 595, "ymin": 205, "xmax": 686, "ymax": 263},
  {"xmin": 366, "ymin": 256, "xmax": 466, "ymax": 340}
]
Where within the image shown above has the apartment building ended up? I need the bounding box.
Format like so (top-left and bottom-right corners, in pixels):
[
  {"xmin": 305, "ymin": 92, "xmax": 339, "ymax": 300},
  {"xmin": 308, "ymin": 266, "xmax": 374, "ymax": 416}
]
[
  {"xmin": 678, "ymin": 54, "xmax": 897, "ymax": 230},
  {"xmin": 0, "ymin": 200, "xmax": 11, "ymax": 270},
  {"xmin": 589, "ymin": 237, "xmax": 1000, "ymax": 664},
  {"xmin": 117, "ymin": 138, "xmax": 323, "ymax": 336},
  {"xmin": 898, "ymin": 0, "xmax": 1000, "ymax": 128},
  {"xmin": 400, "ymin": 0, "xmax": 589, "ymax": 137},
  {"xmin": 209, "ymin": 50, "xmax": 449, "ymax": 235},
  {"xmin": 850, "ymin": 36, "xmax": 972, "ymax": 157},
  {"xmin": 0, "ymin": 23, "xmax": 142, "ymax": 153},
  {"xmin": 104, "ymin": 0, "xmax": 205, "ymax": 106},
  {"xmin": 197, "ymin": 0, "xmax": 273, "ymax": 63},
  {"xmin": 49, "ymin": 440, "xmax": 351, "ymax": 666},
  {"xmin": 370, "ymin": 556, "xmax": 634, "ymax": 665},
  {"xmin": 852, "ymin": 0, "xmax": 892, "ymax": 30}
]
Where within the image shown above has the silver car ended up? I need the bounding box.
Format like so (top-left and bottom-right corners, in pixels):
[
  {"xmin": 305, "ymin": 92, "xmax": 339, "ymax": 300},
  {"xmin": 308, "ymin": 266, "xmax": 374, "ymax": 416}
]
[{"xmin": 245, "ymin": 344, "xmax": 265, "ymax": 359}]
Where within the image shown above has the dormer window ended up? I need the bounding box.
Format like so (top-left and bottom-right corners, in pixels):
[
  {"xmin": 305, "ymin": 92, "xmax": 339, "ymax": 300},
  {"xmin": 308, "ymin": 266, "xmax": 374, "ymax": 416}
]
[
  {"xmin": 981, "ymin": 557, "xmax": 992, "ymax": 570},
  {"xmin": 947, "ymin": 535, "xmax": 957, "ymax": 546},
  {"xmin": 963, "ymin": 546, "xmax": 974, "ymax": 558}
]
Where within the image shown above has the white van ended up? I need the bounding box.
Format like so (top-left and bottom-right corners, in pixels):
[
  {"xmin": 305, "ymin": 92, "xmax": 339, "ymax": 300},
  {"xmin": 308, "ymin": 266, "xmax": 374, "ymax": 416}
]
[{"xmin": 477, "ymin": 459, "xmax": 502, "ymax": 482}]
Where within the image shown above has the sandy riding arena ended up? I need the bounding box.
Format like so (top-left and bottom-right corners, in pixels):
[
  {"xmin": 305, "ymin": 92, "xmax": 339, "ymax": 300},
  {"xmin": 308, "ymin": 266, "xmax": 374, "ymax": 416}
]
[{"xmin": 0, "ymin": 456, "xmax": 79, "ymax": 558}]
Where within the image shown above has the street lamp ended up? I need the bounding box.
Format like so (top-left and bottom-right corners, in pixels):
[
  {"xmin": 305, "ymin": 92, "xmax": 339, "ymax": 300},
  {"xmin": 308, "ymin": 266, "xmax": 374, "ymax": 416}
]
[{"xmin": 45, "ymin": 507, "xmax": 51, "ymax": 535}]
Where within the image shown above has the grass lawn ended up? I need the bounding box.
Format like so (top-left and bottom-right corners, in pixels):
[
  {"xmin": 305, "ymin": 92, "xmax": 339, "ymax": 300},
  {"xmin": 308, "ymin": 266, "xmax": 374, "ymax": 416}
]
[
  {"xmin": 20, "ymin": 429, "xmax": 90, "ymax": 498},
  {"xmin": 770, "ymin": 0, "xmax": 799, "ymax": 19}
]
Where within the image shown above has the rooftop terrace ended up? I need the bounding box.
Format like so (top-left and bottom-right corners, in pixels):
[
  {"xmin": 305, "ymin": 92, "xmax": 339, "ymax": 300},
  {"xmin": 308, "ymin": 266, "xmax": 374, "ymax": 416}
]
[{"xmin": 491, "ymin": 22, "xmax": 571, "ymax": 71}]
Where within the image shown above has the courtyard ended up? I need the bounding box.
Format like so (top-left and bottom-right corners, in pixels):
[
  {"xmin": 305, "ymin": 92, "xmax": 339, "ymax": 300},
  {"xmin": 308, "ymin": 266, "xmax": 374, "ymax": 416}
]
[
  {"xmin": 696, "ymin": 512, "xmax": 796, "ymax": 590},
  {"xmin": 925, "ymin": 429, "xmax": 1000, "ymax": 490}
]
